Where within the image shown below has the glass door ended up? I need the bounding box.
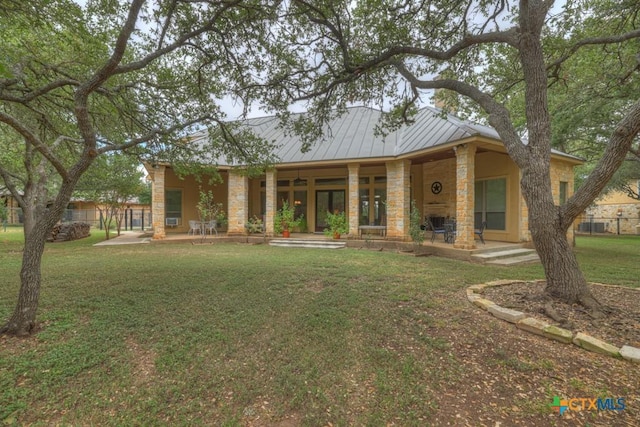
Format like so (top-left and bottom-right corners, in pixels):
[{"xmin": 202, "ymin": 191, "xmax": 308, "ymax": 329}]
[{"xmin": 315, "ymin": 190, "xmax": 345, "ymax": 232}]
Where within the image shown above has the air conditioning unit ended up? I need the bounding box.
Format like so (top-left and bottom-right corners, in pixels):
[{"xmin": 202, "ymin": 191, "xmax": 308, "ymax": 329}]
[{"xmin": 165, "ymin": 218, "xmax": 179, "ymax": 226}]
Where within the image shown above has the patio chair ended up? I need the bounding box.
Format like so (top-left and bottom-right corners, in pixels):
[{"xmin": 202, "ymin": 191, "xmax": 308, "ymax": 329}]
[
  {"xmin": 444, "ymin": 221, "xmax": 456, "ymax": 243},
  {"xmin": 475, "ymin": 221, "xmax": 487, "ymax": 244},
  {"xmin": 205, "ymin": 220, "xmax": 218, "ymax": 236},
  {"xmin": 188, "ymin": 220, "xmax": 201, "ymax": 235},
  {"xmin": 428, "ymin": 218, "xmax": 447, "ymax": 243}
]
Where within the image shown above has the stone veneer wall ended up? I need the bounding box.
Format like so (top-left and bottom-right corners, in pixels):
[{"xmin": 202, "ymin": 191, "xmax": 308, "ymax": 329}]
[
  {"xmin": 584, "ymin": 204, "xmax": 640, "ymax": 234},
  {"xmin": 265, "ymin": 171, "xmax": 277, "ymax": 236},
  {"xmin": 422, "ymin": 158, "xmax": 456, "ymax": 219},
  {"xmin": 583, "ymin": 180, "xmax": 640, "ymax": 235},
  {"xmin": 385, "ymin": 160, "xmax": 411, "ymax": 239},
  {"xmin": 151, "ymin": 165, "xmax": 166, "ymax": 239},
  {"xmin": 348, "ymin": 164, "xmax": 360, "ymax": 238},
  {"xmin": 454, "ymin": 144, "xmax": 476, "ymax": 249},
  {"xmin": 227, "ymin": 171, "xmax": 248, "ymax": 235}
]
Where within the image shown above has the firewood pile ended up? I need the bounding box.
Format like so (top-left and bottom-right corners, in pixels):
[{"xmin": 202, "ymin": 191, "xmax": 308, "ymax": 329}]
[{"xmin": 48, "ymin": 222, "xmax": 91, "ymax": 242}]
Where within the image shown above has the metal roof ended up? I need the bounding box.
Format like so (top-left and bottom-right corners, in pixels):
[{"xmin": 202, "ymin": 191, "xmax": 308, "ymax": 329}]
[{"xmin": 192, "ymin": 106, "xmax": 579, "ymax": 166}]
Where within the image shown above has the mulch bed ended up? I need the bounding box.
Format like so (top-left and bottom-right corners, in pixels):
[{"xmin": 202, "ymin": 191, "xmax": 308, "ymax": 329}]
[{"xmin": 483, "ymin": 281, "xmax": 640, "ymax": 348}]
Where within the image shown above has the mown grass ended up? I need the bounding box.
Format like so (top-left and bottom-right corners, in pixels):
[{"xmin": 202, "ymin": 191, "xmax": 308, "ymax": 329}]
[{"xmin": 0, "ymin": 231, "xmax": 637, "ymax": 425}]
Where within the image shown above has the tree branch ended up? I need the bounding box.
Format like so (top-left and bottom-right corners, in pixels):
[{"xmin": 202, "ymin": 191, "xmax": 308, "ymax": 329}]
[
  {"xmin": 563, "ymin": 98, "xmax": 640, "ymax": 221},
  {"xmin": 0, "ymin": 111, "xmax": 70, "ymax": 178},
  {"xmin": 547, "ymin": 28, "xmax": 640, "ymax": 71},
  {"xmin": 392, "ymin": 61, "xmax": 530, "ymax": 164}
]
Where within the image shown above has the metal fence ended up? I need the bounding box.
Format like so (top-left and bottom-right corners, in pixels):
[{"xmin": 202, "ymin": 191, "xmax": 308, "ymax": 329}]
[
  {"xmin": 575, "ymin": 216, "xmax": 640, "ymax": 236},
  {"xmin": 4, "ymin": 208, "xmax": 152, "ymax": 231}
]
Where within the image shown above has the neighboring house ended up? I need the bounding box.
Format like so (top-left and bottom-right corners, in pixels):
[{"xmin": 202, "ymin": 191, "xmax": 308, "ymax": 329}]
[
  {"xmin": 146, "ymin": 106, "xmax": 581, "ymax": 249},
  {"xmin": 580, "ymin": 180, "xmax": 640, "ymax": 235},
  {"xmin": 1, "ymin": 192, "xmax": 22, "ymax": 224},
  {"xmin": 64, "ymin": 199, "xmax": 152, "ymax": 229},
  {"xmin": 0, "ymin": 193, "xmax": 150, "ymax": 228}
]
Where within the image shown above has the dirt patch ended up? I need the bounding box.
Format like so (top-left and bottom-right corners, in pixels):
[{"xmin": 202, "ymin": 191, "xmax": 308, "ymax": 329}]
[
  {"xmin": 426, "ymin": 286, "xmax": 639, "ymax": 426},
  {"xmin": 482, "ymin": 281, "xmax": 640, "ymax": 348},
  {"xmin": 125, "ymin": 336, "xmax": 157, "ymax": 386}
]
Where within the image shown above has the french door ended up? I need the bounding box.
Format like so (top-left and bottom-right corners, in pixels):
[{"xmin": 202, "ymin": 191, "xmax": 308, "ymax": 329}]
[{"xmin": 315, "ymin": 190, "xmax": 345, "ymax": 232}]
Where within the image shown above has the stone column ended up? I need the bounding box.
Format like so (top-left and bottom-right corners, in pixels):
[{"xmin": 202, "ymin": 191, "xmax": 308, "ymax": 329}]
[
  {"xmin": 265, "ymin": 170, "xmax": 277, "ymax": 236},
  {"xmin": 227, "ymin": 170, "xmax": 248, "ymax": 235},
  {"xmin": 348, "ymin": 163, "xmax": 360, "ymax": 238},
  {"xmin": 151, "ymin": 165, "xmax": 166, "ymax": 240},
  {"xmin": 385, "ymin": 159, "xmax": 411, "ymax": 240},
  {"xmin": 454, "ymin": 143, "xmax": 477, "ymax": 249}
]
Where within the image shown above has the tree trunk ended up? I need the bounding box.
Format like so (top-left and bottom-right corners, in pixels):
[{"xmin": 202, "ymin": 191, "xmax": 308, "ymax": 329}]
[
  {"xmin": 524, "ymin": 182, "xmax": 601, "ymax": 311},
  {"xmin": 1, "ymin": 169, "xmax": 83, "ymax": 336},
  {"xmin": 530, "ymin": 219, "xmax": 589, "ymax": 300},
  {"xmin": 0, "ymin": 227, "xmax": 47, "ymax": 336}
]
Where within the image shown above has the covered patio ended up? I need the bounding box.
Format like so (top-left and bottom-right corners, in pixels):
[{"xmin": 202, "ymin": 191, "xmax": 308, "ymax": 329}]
[{"xmin": 147, "ymin": 106, "xmax": 580, "ymax": 250}]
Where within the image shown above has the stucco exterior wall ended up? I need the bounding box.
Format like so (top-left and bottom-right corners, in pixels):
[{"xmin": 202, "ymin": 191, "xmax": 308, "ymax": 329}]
[
  {"xmin": 474, "ymin": 152, "xmax": 522, "ymax": 243},
  {"xmin": 160, "ymin": 167, "xmax": 229, "ymax": 234}
]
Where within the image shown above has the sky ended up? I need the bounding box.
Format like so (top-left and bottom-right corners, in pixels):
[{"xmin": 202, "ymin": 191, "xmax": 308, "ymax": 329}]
[{"xmin": 73, "ymin": 0, "xmax": 567, "ymax": 121}]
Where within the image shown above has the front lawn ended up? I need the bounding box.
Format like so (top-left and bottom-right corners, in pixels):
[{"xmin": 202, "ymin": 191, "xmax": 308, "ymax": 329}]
[{"xmin": 0, "ymin": 234, "xmax": 637, "ymax": 425}]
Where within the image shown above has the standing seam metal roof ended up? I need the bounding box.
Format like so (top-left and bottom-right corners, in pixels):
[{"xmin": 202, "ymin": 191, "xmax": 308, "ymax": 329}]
[{"xmin": 192, "ymin": 106, "xmax": 577, "ymax": 166}]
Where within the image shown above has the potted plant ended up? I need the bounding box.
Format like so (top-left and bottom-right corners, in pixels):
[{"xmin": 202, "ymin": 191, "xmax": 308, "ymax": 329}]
[
  {"xmin": 274, "ymin": 200, "xmax": 301, "ymax": 238},
  {"xmin": 323, "ymin": 210, "xmax": 348, "ymax": 239}
]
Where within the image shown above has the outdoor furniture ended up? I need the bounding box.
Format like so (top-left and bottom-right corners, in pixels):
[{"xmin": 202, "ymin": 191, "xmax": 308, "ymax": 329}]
[
  {"xmin": 427, "ymin": 218, "xmax": 447, "ymax": 243},
  {"xmin": 205, "ymin": 220, "xmax": 218, "ymax": 236},
  {"xmin": 475, "ymin": 221, "xmax": 487, "ymax": 244},
  {"xmin": 444, "ymin": 221, "xmax": 456, "ymax": 244},
  {"xmin": 188, "ymin": 220, "xmax": 201, "ymax": 235},
  {"xmin": 427, "ymin": 215, "xmax": 445, "ymax": 230},
  {"xmin": 358, "ymin": 225, "xmax": 387, "ymax": 238}
]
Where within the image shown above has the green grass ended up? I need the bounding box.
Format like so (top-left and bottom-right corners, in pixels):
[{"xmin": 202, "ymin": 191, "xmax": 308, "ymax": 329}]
[
  {"xmin": 573, "ymin": 235, "xmax": 640, "ymax": 287},
  {"xmin": 0, "ymin": 232, "xmax": 638, "ymax": 425}
]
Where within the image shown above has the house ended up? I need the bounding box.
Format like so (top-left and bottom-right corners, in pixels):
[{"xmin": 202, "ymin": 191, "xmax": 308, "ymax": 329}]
[
  {"xmin": 1, "ymin": 192, "xmax": 20, "ymax": 224},
  {"xmin": 146, "ymin": 106, "xmax": 581, "ymax": 249},
  {"xmin": 579, "ymin": 180, "xmax": 640, "ymax": 235},
  {"xmin": 0, "ymin": 192, "xmax": 150, "ymax": 229}
]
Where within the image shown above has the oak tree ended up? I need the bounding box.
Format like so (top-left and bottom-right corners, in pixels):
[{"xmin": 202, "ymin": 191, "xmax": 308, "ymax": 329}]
[
  {"xmin": 254, "ymin": 0, "xmax": 640, "ymax": 312},
  {"xmin": 0, "ymin": 0, "xmax": 276, "ymax": 335}
]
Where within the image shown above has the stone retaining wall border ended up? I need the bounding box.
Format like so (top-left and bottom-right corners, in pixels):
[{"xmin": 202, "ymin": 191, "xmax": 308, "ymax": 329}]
[{"xmin": 467, "ymin": 280, "xmax": 640, "ymax": 363}]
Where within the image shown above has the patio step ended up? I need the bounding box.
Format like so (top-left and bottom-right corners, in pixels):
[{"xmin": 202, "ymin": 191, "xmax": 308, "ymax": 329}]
[
  {"xmin": 269, "ymin": 238, "xmax": 346, "ymax": 249},
  {"xmin": 471, "ymin": 248, "xmax": 539, "ymax": 266}
]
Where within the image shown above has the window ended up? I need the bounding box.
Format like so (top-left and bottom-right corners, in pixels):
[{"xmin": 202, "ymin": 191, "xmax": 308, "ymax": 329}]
[
  {"xmin": 165, "ymin": 189, "xmax": 182, "ymax": 223},
  {"xmin": 358, "ymin": 176, "xmax": 386, "ymax": 225},
  {"xmin": 260, "ymin": 178, "xmax": 308, "ymax": 219},
  {"xmin": 315, "ymin": 178, "xmax": 347, "ymax": 186},
  {"xmin": 559, "ymin": 181, "xmax": 568, "ymax": 205},
  {"xmin": 293, "ymin": 190, "xmax": 306, "ymax": 220},
  {"xmin": 474, "ymin": 178, "xmax": 506, "ymax": 230}
]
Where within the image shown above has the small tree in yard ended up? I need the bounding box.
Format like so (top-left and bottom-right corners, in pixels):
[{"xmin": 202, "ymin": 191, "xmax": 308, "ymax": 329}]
[
  {"xmin": 409, "ymin": 200, "xmax": 425, "ymax": 247},
  {"xmin": 195, "ymin": 189, "xmax": 225, "ymax": 242},
  {"xmin": 253, "ymin": 0, "xmax": 640, "ymax": 316},
  {"xmin": 75, "ymin": 153, "xmax": 145, "ymax": 240}
]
